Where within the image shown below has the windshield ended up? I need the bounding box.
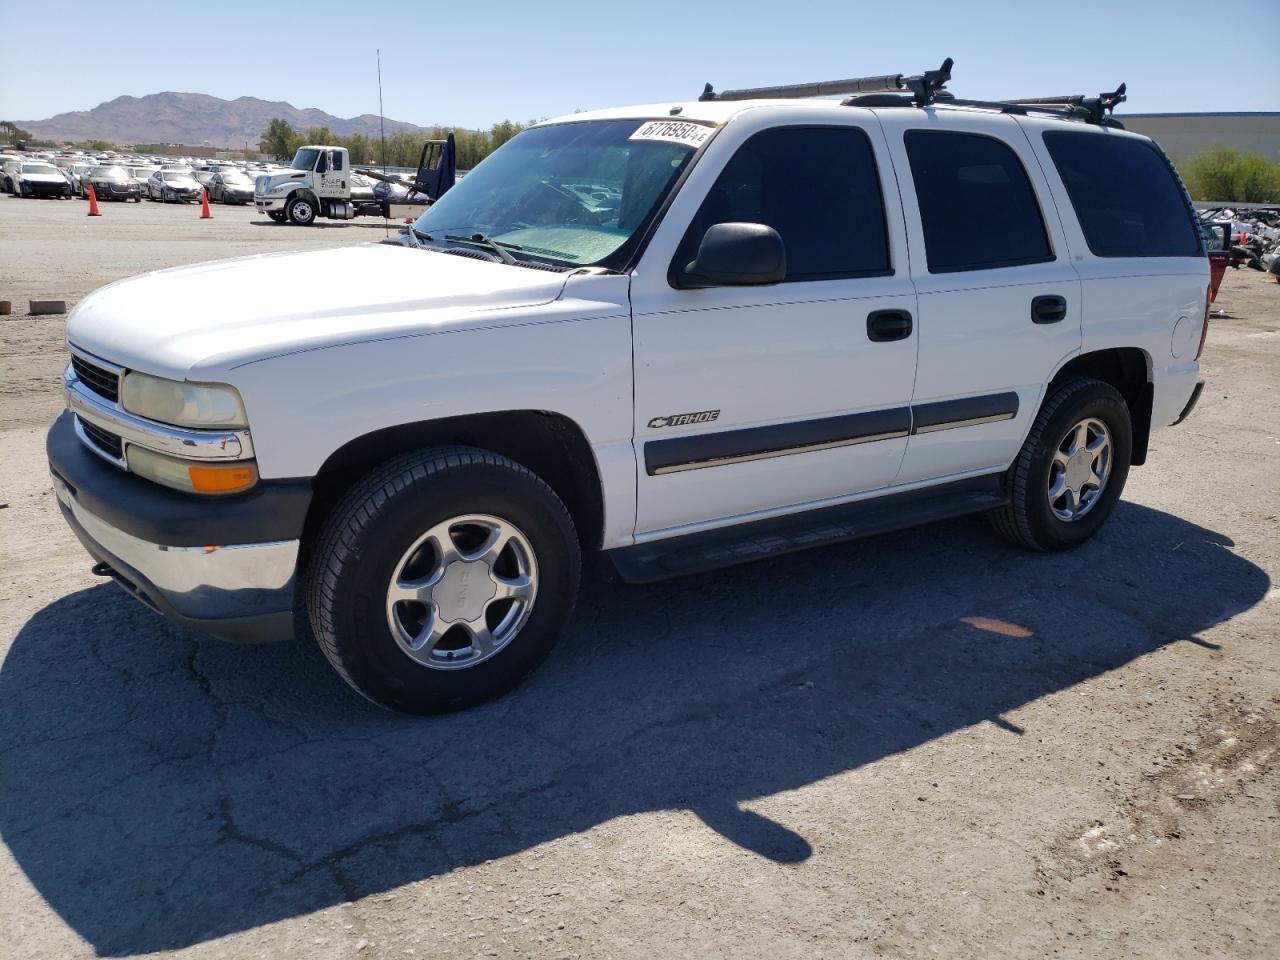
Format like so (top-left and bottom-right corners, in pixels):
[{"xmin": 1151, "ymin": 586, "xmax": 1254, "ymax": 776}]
[
  {"xmin": 222, "ymin": 171, "xmax": 252, "ymax": 185},
  {"xmin": 162, "ymin": 171, "xmax": 193, "ymax": 181},
  {"xmin": 291, "ymin": 148, "xmax": 320, "ymax": 170},
  {"xmin": 412, "ymin": 118, "xmax": 711, "ymax": 269},
  {"xmin": 22, "ymin": 163, "xmax": 58, "ymax": 174},
  {"xmin": 94, "ymin": 166, "xmax": 129, "ymax": 180}
]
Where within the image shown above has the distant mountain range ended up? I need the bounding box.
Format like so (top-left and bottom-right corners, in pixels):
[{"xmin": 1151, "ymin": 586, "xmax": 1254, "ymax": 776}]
[{"xmin": 17, "ymin": 92, "xmax": 430, "ymax": 147}]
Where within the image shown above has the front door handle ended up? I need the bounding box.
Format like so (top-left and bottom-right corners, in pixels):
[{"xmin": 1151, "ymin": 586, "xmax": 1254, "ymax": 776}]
[
  {"xmin": 1031, "ymin": 295, "xmax": 1068, "ymax": 324},
  {"xmin": 867, "ymin": 309, "xmax": 913, "ymax": 342}
]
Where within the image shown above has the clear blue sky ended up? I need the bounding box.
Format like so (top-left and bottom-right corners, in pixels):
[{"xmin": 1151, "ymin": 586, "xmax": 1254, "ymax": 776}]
[{"xmin": 2, "ymin": 0, "xmax": 1277, "ymax": 129}]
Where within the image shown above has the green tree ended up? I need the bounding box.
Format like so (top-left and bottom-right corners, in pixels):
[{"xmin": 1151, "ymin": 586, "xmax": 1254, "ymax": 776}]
[
  {"xmin": 260, "ymin": 116, "xmax": 532, "ymax": 171},
  {"xmin": 1180, "ymin": 145, "xmax": 1280, "ymax": 203},
  {"xmin": 304, "ymin": 126, "xmax": 335, "ymax": 146},
  {"xmin": 489, "ymin": 120, "xmax": 522, "ymax": 150},
  {"xmin": 260, "ymin": 118, "xmax": 298, "ymax": 160},
  {"xmin": 1, "ymin": 120, "xmax": 32, "ymax": 142}
]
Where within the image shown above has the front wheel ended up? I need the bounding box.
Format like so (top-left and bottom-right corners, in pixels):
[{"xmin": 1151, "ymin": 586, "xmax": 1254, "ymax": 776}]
[
  {"xmin": 989, "ymin": 377, "xmax": 1132, "ymax": 551},
  {"xmin": 286, "ymin": 195, "xmax": 315, "ymax": 225},
  {"xmin": 307, "ymin": 447, "xmax": 582, "ymax": 713}
]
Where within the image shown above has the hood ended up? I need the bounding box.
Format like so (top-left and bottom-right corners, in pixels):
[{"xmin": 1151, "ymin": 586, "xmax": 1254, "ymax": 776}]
[
  {"xmin": 67, "ymin": 243, "xmax": 571, "ymax": 379},
  {"xmin": 259, "ymin": 170, "xmax": 308, "ymax": 187},
  {"xmin": 22, "ymin": 171, "xmax": 65, "ymax": 183}
]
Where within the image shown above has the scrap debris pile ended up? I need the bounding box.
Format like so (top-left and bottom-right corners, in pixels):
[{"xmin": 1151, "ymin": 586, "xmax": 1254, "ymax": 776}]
[{"xmin": 1198, "ymin": 206, "xmax": 1280, "ymax": 279}]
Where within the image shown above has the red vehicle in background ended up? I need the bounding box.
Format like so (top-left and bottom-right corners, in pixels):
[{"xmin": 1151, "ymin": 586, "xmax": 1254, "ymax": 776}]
[{"xmin": 1200, "ymin": 221, "xmax": 1231, "ymax": 302}]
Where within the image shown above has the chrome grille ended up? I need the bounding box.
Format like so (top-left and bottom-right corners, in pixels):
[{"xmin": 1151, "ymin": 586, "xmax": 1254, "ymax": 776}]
[
  {"xmin": 78, "ymin": 417, "xmax": 124, "ymax": 460},
  {"xmin": 71, "ymin": 355, "xmax": 120, "ymax": 403}
]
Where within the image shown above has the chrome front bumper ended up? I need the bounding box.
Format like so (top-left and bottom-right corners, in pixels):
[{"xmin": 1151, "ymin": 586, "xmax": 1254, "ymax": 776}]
[{"xmin": 53, "ymin": 471, "xmax": 299, "ymax": 643}]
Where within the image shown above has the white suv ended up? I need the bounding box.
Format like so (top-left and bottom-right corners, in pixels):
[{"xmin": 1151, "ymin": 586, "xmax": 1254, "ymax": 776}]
[{"xmin": 50, "ymin": 67, "xmax": 1207, "ymax": 712}]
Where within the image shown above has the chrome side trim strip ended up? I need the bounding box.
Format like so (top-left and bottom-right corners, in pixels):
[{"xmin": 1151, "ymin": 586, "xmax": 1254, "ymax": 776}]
[
  {"xmin": 64, "ymin": 369, "xmax": 254, "ymax": 461},
  {"xmin": 650, "ymin": 430, "xmax": 910, "ymax": 475},
  {"xmin": 912, "ymin": 412, "xmax": 1017, "ymax": 435}
]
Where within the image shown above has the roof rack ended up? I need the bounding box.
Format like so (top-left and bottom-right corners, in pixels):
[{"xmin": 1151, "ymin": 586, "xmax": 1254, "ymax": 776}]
[
  {"xmin": 699, "ymin": 58, "xmax": 1127, "ymax": 127},
  {"xmin": 700, "ymin": 57, "xmax": 954, "ymax": 106}
]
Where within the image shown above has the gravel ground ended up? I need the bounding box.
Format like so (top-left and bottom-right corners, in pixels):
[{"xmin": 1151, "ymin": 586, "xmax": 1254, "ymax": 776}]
[{"xmin": 1, "ymin": 193, "xmax": 1277, "ymax": 960}]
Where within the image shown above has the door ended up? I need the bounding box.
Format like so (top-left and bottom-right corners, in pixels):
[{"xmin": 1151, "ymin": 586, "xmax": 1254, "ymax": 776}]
[
  {"xmin": 630, "ymin": 114, "xmax": 919, "ymax": 536},
  {"xmin": 876, "ymin": 113, "xmax": 1083, "ymax": 485},
  {"xmin": 315, "ymin": 148, "xmax": 349, "ymax": 200}
]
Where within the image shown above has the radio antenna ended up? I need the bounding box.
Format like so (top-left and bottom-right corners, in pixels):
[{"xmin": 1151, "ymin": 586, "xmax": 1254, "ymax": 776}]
[{"xmin": 377, "ymin": 48, "xmax": 388, "ymax": 235}]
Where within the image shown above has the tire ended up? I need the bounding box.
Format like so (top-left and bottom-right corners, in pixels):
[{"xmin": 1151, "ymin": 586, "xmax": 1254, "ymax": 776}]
[
  {"xmin": 307, "ymin": 446, "xmax": 582, "ymax": 713},
  {"xmin": 286, "ymin": 194, "xmax": 316, "ymax": 225},
  {"xmin": 989, "ymin": 377, "xmax": 1132, "ymax": 552}
]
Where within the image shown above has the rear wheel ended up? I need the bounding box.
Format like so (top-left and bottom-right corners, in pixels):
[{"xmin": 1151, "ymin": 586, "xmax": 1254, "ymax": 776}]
[
  {"xmin": 989, "ymin": 377, "xmax": 1132, "ymax": 551},
  {"xmin": 307, "ymin": 447, "xmax": 581, "ymax": 713}
]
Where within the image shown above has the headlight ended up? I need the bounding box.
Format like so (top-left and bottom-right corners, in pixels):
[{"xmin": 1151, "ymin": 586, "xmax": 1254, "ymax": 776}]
[
  {"xmin": 127, "ymin": 445, "xmax": 258, "ymax": 495},
  {"xmin": 120, "ymin": 372, "xmax": 248, "ymax": 428}
]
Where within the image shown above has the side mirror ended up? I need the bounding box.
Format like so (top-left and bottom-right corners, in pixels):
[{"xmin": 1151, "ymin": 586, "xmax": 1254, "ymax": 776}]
[{"xmin": 678, "ymin": 222, "xmax": 786, "ymax": 288}]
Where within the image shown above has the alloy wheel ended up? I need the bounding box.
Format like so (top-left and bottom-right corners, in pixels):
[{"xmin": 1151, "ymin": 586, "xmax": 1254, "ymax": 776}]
[
  {"xmin": 384, "ymin": 514, "xmax": 538, "ymax": 670},
  {"xmin": 1047, "ymin": 417, "xmax": 1112, "ymax": 521}
]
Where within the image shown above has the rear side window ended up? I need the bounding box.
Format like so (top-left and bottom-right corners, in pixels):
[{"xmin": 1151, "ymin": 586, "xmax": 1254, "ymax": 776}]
[
  {"xmin": 1043, "ymin": 131, "xmax": 1201, "ymax": 258},
  {"xmin": 675, "ymin": 125, "xmax": 890, "ymax": 282},
  {"xmin": 905, "ymin": 130, "xmax": 1053, "ymax": 273}
]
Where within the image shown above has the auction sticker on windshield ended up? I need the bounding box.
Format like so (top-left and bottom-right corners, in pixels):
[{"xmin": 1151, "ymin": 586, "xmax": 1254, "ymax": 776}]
[{"xmin": 629, "ymin": 120, "xmax": 715, "ymax": 148}]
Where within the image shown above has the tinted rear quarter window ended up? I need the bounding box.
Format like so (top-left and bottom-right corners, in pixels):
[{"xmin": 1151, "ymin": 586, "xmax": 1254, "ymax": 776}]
[
  {"xmin": 1043, "ymin": 131, "xmax": 1201, "ymax": 258},
  {"xmin": 905, "ymin": 130, "xmax": 1053, "ymax": 273},
  {"xmin": 675, "ymin": 125, "xmax": 890, "ymax": 282}
]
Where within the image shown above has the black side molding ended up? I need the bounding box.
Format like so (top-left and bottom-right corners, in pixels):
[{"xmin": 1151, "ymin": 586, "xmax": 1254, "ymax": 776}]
[
  {"xmin": 1172, "ymin": 380, "xmax": 1204, "ymax": 426},
  {"xmin": 46, "ymin": 412, "xmax": 312, "ymax": 548},
  {"xmin": 644, "ymin": 406, "xmax": 911, "ymax": 476},
  {"xmin": 912, "ymin": 392, "xmax": 1020, "ymax": 434}
]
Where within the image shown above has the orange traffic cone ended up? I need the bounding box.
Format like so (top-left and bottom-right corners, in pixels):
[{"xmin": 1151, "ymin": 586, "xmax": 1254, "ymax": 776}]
[
  {"xmin": 87, "ymin": 184, "xmax": 101, "ymax": 217},
  {"xmin": 199, "ymin": 189, "xmax": 212, "ymax": 219}
]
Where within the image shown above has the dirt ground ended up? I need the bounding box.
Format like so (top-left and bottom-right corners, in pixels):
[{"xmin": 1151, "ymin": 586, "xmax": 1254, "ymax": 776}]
[{"xmin": 1, "ymin": 194, "xmax": 1277, "ymax": 960}]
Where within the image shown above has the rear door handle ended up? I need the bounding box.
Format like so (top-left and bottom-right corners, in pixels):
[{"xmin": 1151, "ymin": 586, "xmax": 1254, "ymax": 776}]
[
  {"xmin": 867, "ymin": 309, "xmax": 913, "ymax": 342},
  {"xmin": 1031, "ymin": 295, "xmax": 1068, "ymax": 324}
]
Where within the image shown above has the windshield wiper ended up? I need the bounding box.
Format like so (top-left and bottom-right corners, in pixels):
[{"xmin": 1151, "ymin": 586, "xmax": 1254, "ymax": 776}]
[{"xmin": 444, "ymin": 233, "xmax": 522, "ymax": 266}]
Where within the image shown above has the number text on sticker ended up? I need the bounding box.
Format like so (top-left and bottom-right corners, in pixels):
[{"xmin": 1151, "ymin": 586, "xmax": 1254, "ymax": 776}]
[{"xmin": 629, "ymin": 121, "xmax": 714, "ymax": 148}]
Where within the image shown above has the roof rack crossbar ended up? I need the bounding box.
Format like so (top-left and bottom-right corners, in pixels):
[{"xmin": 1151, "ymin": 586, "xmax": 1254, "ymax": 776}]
[
  {"xmin": 1004, "ymin": 84, "xmax": 1127, "ymax": 125},
  {"xmin": 700, "ymin": 74, "xmax": 907, "ymax": 102},
  {"xmin": 700, "ymin": 57, "xmax": 954, "ymax": 106},
  {"xmin": 700, "ymin": 60, "xmax": 1126, "ymax": 126}
]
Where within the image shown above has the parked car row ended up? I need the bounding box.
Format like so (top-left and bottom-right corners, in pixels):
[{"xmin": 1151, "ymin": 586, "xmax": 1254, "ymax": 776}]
[{"xmin": 0, "ymin": 148, "xmax": 300, "ymax": 204}]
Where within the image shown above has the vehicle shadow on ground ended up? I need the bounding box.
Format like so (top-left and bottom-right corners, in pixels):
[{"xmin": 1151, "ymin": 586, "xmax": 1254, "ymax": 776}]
[{"xmin": 0, "ymin": 501, "xmax": 1269, "ymax": 955}]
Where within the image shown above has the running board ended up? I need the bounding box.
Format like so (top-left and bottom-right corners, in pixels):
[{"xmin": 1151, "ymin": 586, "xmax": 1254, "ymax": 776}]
[{"xmin": 608, "ymin": 475, "xmax": 1008, "ymax": 584}]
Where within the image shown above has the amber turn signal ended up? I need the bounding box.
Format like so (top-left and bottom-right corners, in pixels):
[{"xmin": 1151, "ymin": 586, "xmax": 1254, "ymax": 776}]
[{"xmin": 188, "ymin": 463, "xmax": 259, "ymax": 494}]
